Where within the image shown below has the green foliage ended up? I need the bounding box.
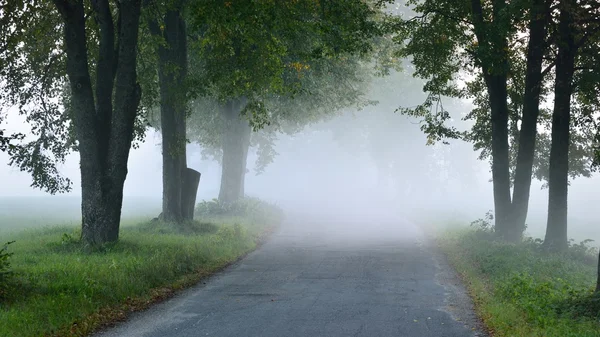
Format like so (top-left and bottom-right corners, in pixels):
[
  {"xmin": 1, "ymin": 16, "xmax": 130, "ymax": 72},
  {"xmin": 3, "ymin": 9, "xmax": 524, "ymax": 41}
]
[
  {"xmin": 183, "ymin": 0, "xmax": 399, "ymax": 173},
  {"xmin": 0, "ymin": 241, "xmax": 15, "ymax": 300},
  {"xmin": 469, "ymin": 210, "xmax": 599, "ymax": 263},
  {"xmin": 469, "ymin": 210, "xmax": 495, "ymax": 234},
  {"xmin": 186, "ymin": 55, "xmax": 377, "ymax": 170},
  {"xmin": 61, "ymin": 231, "xmax": 78, "ymax": 245},
  {"xmin": 0, "ymin": 1, "xmax": 73, "ymax": 193},
  {"xmin": 214, "ymin": 224, "xmax": 246, "ymax": 244},
  {"xmin": 496, "ymin": 272, "xmax": 585, "ymax": 330},
  {"xmin": 561, "ymin": 292, "xmax": 600, "ymax": 322},
  {"xmin": 0, "ymin": 0, "xmax": 151, "ymax": 194},
  {"xmin": 187, "ymin": 0, "xmax": 388, "ymax": 101},
  {"xmin": 565, "ymin": 239, "xmax": 598, "ymax": 264},
  {"xmin": 439, "ymin": 227, "xmax": 600, "ymax": 336},
  {"xmin": 195, "ymin": 197, "xmax": 284, "ymax": 225},
  {"xmin": 394, "ymin": 0, "xmax": 600, "ymax": 185}
]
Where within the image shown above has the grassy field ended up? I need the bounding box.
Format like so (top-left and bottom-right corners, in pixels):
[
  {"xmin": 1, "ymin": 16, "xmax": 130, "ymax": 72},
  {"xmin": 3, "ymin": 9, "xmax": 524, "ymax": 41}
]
[
  {"xmin": 434, "ymin": 224, "xmax": 600, "ymax": 337},
  {"xmin": 0, "ymin": 197, "xmax": 281, "ymax": 337},
  {"xmin": 0, "ymin": 196, "xmax": 160, "ymax": 234}
]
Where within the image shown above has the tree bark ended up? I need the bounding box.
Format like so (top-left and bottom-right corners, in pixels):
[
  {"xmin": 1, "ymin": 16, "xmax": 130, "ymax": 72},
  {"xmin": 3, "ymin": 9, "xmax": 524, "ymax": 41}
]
[
  {"xmin": 239, "ymin": 131, "xmax": 251, "ymax": 198},
  {"xmin": 151, "ymin": 8, "xmax": 196, "ymax": 222},
  {"xmin": 509, "ymin": 0, "xmax": 550, "ymax": 240},
  {"xmin": 544, "ymin": 0, "xmax": 576, "ymax": 252},
  {"xmin": 596, "ymin": 249, "xmax": 600, "ymax": 292},
  {"xmin": 487, "ymin": 75, "xmax": 513, "ymax": 239},
  {"xmin": 54, "ymin": 0, "xmax": 142, "ymax": 245},
  {"xmin": 470, "ymin": 0, "xmax": 513, "ymax": 239},
  {"xmin": 470, "ymin": 0, "xmax": 551, "ymax": 242},
  {"xmin": 181, "ymin": 168, "xmax": 201, "ymax": 220},
  {"xmin": 219, "ymin": 98, "xmax": 251, "ymax": 204}
]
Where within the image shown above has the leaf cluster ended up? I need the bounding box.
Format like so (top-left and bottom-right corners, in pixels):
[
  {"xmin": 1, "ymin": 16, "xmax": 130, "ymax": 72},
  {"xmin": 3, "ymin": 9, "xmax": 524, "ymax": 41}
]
[
  {"xmin": 186, "ymin": 0, "xmax": 399, "ymax": 172},
  {"xmin": 0, "ymin": 0, "xmax": 151, "ymax": 193}
]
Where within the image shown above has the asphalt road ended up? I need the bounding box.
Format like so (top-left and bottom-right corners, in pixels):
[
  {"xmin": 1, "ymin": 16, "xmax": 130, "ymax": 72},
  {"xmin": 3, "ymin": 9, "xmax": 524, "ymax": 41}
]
[{"xmin": 95, "ymin": 215, "xmax": 485, "ymax": 337}]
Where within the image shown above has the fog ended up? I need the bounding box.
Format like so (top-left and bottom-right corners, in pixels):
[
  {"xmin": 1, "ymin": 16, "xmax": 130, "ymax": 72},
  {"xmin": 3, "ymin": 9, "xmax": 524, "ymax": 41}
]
[{"xmin": 2, "ymin": 71, "xmax": 600, "ymax": 243}]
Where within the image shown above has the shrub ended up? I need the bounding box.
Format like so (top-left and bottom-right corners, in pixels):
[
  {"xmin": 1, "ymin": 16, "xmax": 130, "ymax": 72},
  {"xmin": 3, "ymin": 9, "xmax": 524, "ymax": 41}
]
[
  {"xmin": 213, "ymin": 223, "xmax": 246, "ymax": 244},
  {"xmin": 566, "ymin": 239, "xmax": 598, "ymax": 265},
  {"xmin": 470, "ymin": 210, "xmax": 494, "ymax": 230},
  {"xmin": 0, "ymin": 241, "xmax": 15, "ymax": 300}
]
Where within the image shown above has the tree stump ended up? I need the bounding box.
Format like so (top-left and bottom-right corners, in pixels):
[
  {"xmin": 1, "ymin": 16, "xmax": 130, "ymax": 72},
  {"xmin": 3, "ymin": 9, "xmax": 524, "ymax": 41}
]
[{"xmin": 182, "ymin": 168, "xmax": 201, "ymax": 221}]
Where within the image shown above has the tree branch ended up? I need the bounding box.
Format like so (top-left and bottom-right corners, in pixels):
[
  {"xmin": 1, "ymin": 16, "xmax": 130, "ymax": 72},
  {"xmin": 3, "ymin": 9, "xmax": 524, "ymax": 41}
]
[
  {"xmin": 576, "ymin": 24, "xmax": 600, "ymax": 49},
  {"xmin": 52, "ymin": 0, "xmax": 71, "ymax": 18},
  {"xmin": 109, "ymin": 0, "xmax": 143, "ymax": 177},
  {"xmin": 57, "ymin": 0, "xmax": 101, "ymax": 176},
  {"xmin": 541, "ymin": 59, "xmax": 556, "ymax": 77}
]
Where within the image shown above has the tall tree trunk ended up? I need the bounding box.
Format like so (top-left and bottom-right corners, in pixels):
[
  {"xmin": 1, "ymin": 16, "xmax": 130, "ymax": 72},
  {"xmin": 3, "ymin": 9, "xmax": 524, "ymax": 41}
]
[
  {"xmin": 219, "ymin": 98, "xmax": 251, "ymax": 204},
  {"xmin": 544, "ymin": 0, "xmax": 576, "ymax": 252},
  {"xmin": 470, "ymin": 0, "xmax": 512, "ymax": 239},
  {"xmin": 239, "ymin": 139, "xmax": 250, "ymax": 198},
  {"xmin": 80, "ymin": 178, "xmax": 127, "ymax": 244},
  {"xmin": 596, "ymin": 249, "xmax": 600, "ymax": 292},
  {"xmin": 509, "ymin": 0, "xmax": 550, "ymax": 241},
  {"xmin": 471, "ymin": 0, "xmax": 550, "ymax": 242},
  {"xmin": 54, "ymin": 0, "xmax": 143, "ymax": 245},
  {"xmin": 487, "ymin": 75, "xmax": 513, "ymax": 239},
  {"xmin": 151, "ymin": 8, "xmax": 198, "ymax": 222}
]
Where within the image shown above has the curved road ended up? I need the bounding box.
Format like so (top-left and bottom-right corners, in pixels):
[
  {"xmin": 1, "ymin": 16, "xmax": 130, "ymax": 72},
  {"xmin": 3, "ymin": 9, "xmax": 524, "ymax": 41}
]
[{"xmin": 95, "ymin": 215, "xmax": 485, "ymax": 337}]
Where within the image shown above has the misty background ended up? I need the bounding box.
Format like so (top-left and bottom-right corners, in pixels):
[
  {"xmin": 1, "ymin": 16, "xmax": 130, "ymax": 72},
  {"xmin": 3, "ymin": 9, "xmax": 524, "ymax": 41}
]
[{"xmin": 1, "ymin": 70, "xmax": 599, "ymax": 242}]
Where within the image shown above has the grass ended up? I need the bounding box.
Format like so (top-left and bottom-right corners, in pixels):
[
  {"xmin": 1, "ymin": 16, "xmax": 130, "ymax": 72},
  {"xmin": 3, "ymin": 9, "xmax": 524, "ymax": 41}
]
[
  {"xmin": 0, "ymin": 215, "xmax": 278, "ymax": 337},
  {"xmin": 434, "ymin": 224, "xmax": 600, "ymax": 337}
]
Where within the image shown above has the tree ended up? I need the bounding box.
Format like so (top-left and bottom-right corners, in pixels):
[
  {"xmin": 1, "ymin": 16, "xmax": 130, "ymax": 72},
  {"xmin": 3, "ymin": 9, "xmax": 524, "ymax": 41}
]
[
  {"xmin": 183, "ymin": 0, "xmax": 394, "ymax": 203},
  {"xmin": 187, "ymin": 53, "xmax": 383, "ymax": 202},
  {"xmin": 1, "ymin": 0, "xmax": 145, "ymax": 245},
  {"xmin": 146, "ymin": 1, "xmax": 200, "ymax": 222},
  {"xmin": 396, "ymin": 0, "xmax": 559, "ymax": 241},
  {"xmin": 1, "ymin": 1, "xmax": 73, "ymax": 194},
  {"xmin": 543, "ymin": 0, "xmax": 577, "ymax": 252},
  {"xmin": 509, "ymin": 0, "xmax": 551, "ymax": 238},
  {"xmin": 544, "ymin": 0, "xmax": 600, "ymax": 251},
  {"xmin": 397, "ymin": 0, "xmax": 600, "ymax": 245}
]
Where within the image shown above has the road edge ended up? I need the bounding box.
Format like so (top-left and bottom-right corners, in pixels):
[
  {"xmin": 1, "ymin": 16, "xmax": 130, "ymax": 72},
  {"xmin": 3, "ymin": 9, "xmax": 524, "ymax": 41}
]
[
  {"xmin": 410, "ymin": 218, "xmax": 491, "ymax": 337},
  {"xmin": 84, "ymin": 222, "xmax": 281, "ymax": 337}
]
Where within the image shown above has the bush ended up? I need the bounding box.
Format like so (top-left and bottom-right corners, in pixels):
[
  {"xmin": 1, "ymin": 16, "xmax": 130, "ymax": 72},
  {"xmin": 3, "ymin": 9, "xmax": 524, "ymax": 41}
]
[
  {"xmin": 195, "ymin": 197, "xmax": 284, "ymax": 224},
  {"xmin": 0, "ymin": 241, "xmax": 15, "ymax": 300},
  {"xmin": 470, "ymin": 210, "xmax": 495, "ymax": 233},
  {"xmin": 213, "ymin": 223, "xmax": 246, "ymax": 244},
  {"xmin": 469, "ymin": 211, "xmax": 597, "ymax": 265},
  {"xmin": 566, "ymin": 239, "xmax": 598, "ymax": 265}
]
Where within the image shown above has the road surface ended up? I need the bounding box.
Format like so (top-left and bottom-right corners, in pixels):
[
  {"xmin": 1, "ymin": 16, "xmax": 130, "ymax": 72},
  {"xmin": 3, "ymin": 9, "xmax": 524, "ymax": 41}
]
[{"xmin": 95, "ymin": 215, "xmax": 485, "ymax": 337}]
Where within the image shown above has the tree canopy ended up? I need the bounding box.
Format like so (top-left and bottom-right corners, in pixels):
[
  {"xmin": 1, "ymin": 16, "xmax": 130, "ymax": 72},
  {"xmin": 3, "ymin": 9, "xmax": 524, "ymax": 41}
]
[
  {"xmin": 151, "ymin": 0, "xmax": 401, "ymax": 175},
  {"xmin": 0, "ymin": 0, "xmax": 150, "ymax": 195}
]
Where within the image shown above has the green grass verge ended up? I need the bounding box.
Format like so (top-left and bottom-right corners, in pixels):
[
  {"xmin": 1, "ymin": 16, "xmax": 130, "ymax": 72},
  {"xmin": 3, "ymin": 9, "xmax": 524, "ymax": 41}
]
[
  {"xmin": 0, "ymin": 216, "xmax": 278, "ymax": 337},
  {"xmin": 435, "ymin": 226, "xmax": 600, "ymax": 337}
]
